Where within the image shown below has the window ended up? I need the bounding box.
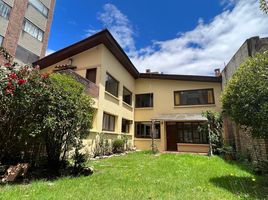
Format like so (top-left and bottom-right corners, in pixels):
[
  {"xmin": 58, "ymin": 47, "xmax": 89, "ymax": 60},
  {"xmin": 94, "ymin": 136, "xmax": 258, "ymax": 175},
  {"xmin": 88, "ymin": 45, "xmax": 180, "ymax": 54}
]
[
  {"xmin": 105, "ymin": 73, "xmax": 119, "ymax": 97},
  {"xmin": 135, "ymin": 93, "xmax": 153, "ymax": 108},
  {"xmin": 23, "ymin": 19, "xmax": 44, "ymax": 41},
  {"xmin": 135, "ymin": 122, "xmax": 160, "ymax": 138},
  {"xmin": 122, "ymin": 119, "xmax": 131, "ymax": 133},
  {"xmin": 0, "ymin": 0, "xmax": 11, "ymax": 19},
  {"xmin": 102, "ymin": 113, "xmax": 116, "ymax": 132},
  {"xmin": 123, "ymin": 87, "xmax": 132, "ymax": 105},
  {"xmin": 86, "ymin": 68, "xmax": 97, "ymax": 83},
  {"xmin": 174, "ymin": 89, "xmax": 214, "ymax": 106},
  {"xmin": 176, "ymin": 122, "xmax": 208, "ymax": 144},
  {"xmin": 0, "ymin": 35, "xmax": 3, "ymax": 46},
  {"xmin": 29, "ymin": 0, "xmax": 49, "ymax": 17}
]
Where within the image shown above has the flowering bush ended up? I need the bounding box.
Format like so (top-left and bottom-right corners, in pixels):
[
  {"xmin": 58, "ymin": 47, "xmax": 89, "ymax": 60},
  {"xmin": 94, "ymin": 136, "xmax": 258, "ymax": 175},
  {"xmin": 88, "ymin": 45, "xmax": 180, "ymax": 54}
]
[
  {"xmin": 0, "ymin": 50, "xmax": 50, "ymax": 164},
  {"xmin": 0, "ymin": 49, "xmax": 94, "ymax": 170}
]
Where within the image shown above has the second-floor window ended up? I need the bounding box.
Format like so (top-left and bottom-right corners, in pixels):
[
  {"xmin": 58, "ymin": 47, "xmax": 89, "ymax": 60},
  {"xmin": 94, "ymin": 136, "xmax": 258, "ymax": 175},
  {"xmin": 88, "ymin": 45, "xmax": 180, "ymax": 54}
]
[
  {"xmin": 0, "ymin": 35, "xmax": 3, "ymax": 46},
  {"xmin": 105, "ymin": 73, "xmax": 119, "ymax": 97},
  {"xmin": 23, "ymin": 19, "xmax": 44, "ymax": 41},
  {"xmin": 123, "ymin": 87, "xmax": 132, "ymax": 106},
  {"xmin": 86, "ymin": 68, "xmax": 97, "ymax": 83},
  {"xmin": 174, "ymin": 88, "xmax": 214, "ymax": 106},
  {"xmin": 29, "ymin": 0, "xmax": 49, "ymax": 17},
  {"xmin": 102, "ymin": 113, "xmax": 116, "ymax": 132},
  {"xmin": 135, "ymin": 93, "xmax": 153, "ymax": 108},
  {"xmin": 0, "ymin": 0, "xmax": 11, "ymax": 19}
]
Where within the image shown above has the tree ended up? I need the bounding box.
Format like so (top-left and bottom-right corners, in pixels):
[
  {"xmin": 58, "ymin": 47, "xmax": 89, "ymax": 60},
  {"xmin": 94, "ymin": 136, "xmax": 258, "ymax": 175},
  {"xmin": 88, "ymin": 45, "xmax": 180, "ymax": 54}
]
[
  {"xmin": 42, "ymin": 73, "xmax": 95, "ymax": 170},
  {"xmin": 200, "ymin": 111, "xmax": 223, "ymax": 156},
  {"xmin": 221, "ymin": 51, "xmax": 268, "ymax": 138},
  {"xmin": 260, "ymin": 0, "xmax": 268, "ymax": 13}
]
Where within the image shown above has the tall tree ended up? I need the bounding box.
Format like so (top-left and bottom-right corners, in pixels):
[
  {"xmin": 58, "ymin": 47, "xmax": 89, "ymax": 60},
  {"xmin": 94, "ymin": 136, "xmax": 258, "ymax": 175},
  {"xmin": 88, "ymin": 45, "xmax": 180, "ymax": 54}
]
[{"xmin": 222, "ymin": 51, "xmax": 268, "ymax": 138}]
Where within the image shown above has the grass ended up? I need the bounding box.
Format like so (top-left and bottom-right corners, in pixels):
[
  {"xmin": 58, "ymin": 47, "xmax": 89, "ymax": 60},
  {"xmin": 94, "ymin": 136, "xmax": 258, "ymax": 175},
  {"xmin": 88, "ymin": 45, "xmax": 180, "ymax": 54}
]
[{"xmin": 0, "ymin": 151, "xmax": 267, "ymax": 200}]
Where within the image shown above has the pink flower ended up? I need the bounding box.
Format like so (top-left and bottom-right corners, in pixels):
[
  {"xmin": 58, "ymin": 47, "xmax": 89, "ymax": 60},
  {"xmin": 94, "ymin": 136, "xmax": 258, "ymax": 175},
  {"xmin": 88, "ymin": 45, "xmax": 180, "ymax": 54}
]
[
  {"xmin": 33, "ymin": 65, "xmax": 40, "ymax": 70},
  {"xmin": 18, "ymin": 79, "xmax": 27, "ymax": 85},
  {"xmin": 9, "ymin": 73, "xmax": 17, "ymax": 80},
  {"xmin": 4, "ymin": 62, "xmax": 11, "ymax": 67}
]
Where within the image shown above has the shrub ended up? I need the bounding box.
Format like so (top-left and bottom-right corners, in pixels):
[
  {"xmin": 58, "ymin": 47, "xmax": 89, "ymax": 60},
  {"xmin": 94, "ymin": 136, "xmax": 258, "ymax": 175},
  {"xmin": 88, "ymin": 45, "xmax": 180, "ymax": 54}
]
[
  {"xmin": 92, "ymin": 133, "xmax": 112, "ymax": 157},
  {"xmin": 112, "ymin": 138, "xmax": 125, "ymax": 153},
  {"xmin": 0, "ymin": 49, "xmax": 95, "ymax": 170},
  {"xmin": 41, "ymin": 73, "xmax": 94, "ymax": 170}
]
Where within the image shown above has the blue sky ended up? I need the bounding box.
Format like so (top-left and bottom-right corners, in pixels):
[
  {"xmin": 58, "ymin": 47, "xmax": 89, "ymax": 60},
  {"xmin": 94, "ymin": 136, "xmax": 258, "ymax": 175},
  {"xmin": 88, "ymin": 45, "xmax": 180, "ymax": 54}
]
[{"xmin": 47, "ymin": 0, "xmax": 268, "ymax": 75}]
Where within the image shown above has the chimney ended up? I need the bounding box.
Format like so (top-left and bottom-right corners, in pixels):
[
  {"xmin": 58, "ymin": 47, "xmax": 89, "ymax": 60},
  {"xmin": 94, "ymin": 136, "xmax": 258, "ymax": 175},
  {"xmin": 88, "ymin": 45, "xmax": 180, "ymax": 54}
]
[
  {"xmin": 146, "ymin": 69, "xmax": 151, "ymax": 73},
  {"xmin": 214, "ymin": 68, "xmax": 221, "ymax": 77}
]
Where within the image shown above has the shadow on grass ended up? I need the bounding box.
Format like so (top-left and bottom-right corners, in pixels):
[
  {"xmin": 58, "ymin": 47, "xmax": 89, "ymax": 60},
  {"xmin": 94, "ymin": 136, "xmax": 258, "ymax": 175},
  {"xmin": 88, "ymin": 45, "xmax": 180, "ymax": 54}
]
[
  {"xmin": 210, "ymin": 175, "xmax": 268, "ymax": 199},
  {"xmin": 0, "ymin": 166, "xmax": 93, "ymax": 186}
]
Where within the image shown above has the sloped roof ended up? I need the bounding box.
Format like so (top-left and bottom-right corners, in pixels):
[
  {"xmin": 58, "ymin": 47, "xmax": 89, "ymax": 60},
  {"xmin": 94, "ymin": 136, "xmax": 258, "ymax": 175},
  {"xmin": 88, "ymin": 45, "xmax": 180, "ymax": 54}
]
[
  {"xmin": 33, "ymin": 29, "xmax": 140, "ymax": 78},
  {"xmin": 34, "ymin": 29, "xmax": 221, "ymax": 82}
]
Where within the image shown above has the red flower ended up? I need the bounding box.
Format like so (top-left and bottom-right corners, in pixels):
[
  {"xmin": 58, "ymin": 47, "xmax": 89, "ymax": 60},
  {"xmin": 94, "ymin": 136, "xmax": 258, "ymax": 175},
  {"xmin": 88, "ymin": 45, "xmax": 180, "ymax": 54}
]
[
  {"xmin": 18, "ymin": 79, "xmax": 27, "ymax": 85},
  {"xmin": 9, "ymin": 73, "xmax": 18, "ymax": 80},
  {"xmin": 5, "ymin": 89, "xmax": 13, "ymax": 95},
  {"xmin": 4, "ymin": 62, "xmax": 11, "ymax": 67}
]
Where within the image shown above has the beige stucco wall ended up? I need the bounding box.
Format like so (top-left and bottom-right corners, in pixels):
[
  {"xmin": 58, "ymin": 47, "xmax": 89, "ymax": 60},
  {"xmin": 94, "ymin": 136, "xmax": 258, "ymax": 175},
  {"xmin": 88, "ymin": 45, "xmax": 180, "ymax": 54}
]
[
  {"xmin": 41, "ymin": 44, "xmax": 136, "ymax": 148},
  {"xmin": 41, "ymin": 43, "xmax": 222, "ymax": 153},
  {"xmin": 134, "ymin": 78, "xmax": 222, "ymax": 151},
  {"xmin": 18, "ymin": 31, "xmax": 43, "ymax": 56},
  {"xmin": 41, "ymin": 45, "xmax": 102, "ymax": 113},
  {"xmin": 96, "ymin": 45, "xmax": 135, "ymax": 142}
]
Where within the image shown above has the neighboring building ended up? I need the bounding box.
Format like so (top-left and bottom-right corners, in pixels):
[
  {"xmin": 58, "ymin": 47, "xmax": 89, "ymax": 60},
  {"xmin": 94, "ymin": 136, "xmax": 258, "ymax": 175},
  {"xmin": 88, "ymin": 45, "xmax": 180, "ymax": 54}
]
[
  {"xmin": 222, "ymin": 36, "xmax": 268, "ymax": 160},
  {"xmin": 0, "ymin": 0, "xmax": 55, "ymax": 65},
  {"xmin": 34, "ymin": 30, "xmax": 222, "ymax": 154}
]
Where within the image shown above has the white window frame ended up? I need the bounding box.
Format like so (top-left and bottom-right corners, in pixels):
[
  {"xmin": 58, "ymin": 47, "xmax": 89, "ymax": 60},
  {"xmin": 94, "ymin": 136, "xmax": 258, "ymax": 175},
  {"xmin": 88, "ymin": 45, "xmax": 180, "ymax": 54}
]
[
  {"xmin": 23, "ymin": 19, "xmax": 44, "ymax": 42},
  {"xmin": 0, "ymin": 0, "xmax": 11, "ymax": 19},
  {"xmin": 29, "ymin": 0, "xmax": 49, "ymax": 17}
]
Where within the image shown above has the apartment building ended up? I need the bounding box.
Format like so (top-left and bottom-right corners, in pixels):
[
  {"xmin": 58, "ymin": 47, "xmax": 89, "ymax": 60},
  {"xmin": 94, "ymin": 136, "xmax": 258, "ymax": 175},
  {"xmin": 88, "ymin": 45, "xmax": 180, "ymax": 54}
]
[
  {"xmin": 34, "ymin": 30, "xmax": 222, "ymax": 154},
  {"xmin": 0, "ymin": 0, "xmax": 55, "ymax": 65}
]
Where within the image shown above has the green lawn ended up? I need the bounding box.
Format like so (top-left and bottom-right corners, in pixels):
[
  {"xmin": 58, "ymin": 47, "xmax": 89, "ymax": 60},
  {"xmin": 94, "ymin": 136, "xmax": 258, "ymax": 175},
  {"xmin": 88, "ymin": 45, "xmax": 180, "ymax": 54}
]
[{"xmin": 0, "ymin": 151, "xmax": 267, "ymax": 200}]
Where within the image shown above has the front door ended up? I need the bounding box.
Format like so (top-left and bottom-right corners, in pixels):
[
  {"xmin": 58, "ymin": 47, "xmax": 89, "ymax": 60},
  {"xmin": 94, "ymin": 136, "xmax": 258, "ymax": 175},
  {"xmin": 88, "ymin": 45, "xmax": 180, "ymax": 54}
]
[{"xmin": 166, "ymin": 122, "xmax": 178, "ymax": 151}]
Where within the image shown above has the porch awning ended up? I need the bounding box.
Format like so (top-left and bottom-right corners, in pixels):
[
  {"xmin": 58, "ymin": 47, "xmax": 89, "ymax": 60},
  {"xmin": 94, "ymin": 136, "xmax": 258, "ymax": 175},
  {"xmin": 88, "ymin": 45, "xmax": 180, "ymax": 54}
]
[{"xmin": 151, "ymin": 113, "xmax": 207, "ymax": 122}]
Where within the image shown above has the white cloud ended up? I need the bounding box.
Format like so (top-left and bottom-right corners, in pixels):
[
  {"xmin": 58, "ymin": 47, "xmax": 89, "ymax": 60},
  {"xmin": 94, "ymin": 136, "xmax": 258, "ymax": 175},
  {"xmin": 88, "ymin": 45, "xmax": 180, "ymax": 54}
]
[
  {"xmin": 85, "ymin": 28, "xmax": 101, "ymax": 37},
  {"xmin": 97, "ymin": 3, "xmax": 137, "ymax": 56},
  {"xmin": 131, "ymin": 0, "xmax": 268, "ymax": 75},
  {"xmin": 92, "ymin": 0, "xmax": 268, "ymax": 75},
  {"xmin": 46, "ymin": 49, "xmax": 55, "ymax": 56}
]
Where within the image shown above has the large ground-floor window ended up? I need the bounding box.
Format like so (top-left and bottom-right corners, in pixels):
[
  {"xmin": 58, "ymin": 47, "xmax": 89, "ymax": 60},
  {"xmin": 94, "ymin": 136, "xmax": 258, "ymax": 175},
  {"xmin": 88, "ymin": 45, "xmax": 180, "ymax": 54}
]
[
  {"xmin": 135, "ymin": 121, "xmax": 160, "ymax": 139},
  {"xmin": 177, "ymin": 122, "xmax": 208, "ymax": 144}
]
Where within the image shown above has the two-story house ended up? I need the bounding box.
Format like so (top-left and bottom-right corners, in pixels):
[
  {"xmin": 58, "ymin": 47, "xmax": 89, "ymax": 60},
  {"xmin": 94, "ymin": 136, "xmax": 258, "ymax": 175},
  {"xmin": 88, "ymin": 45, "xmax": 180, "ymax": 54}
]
[{"xmin": 33, "ymin": 29, "xmax": 222, "ymax": 154}]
